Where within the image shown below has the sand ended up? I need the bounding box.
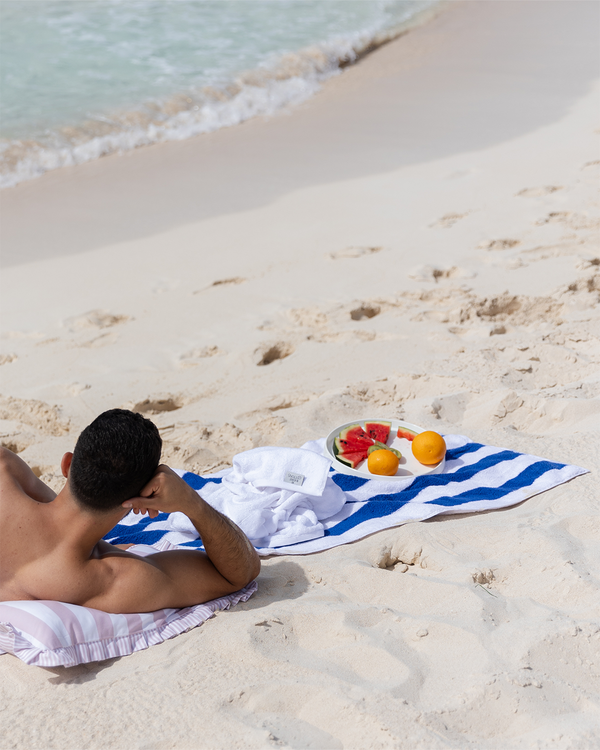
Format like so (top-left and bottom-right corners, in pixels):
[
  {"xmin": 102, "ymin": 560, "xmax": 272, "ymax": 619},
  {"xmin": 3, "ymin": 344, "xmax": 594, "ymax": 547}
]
[{"xmin": 1, "ymin": 1, "xmax": 599, "ymax": 748}]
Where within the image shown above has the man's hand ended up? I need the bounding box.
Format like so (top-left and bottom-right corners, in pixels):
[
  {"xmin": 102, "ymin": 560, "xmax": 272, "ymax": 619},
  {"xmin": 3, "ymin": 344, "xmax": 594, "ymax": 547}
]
[
  {"xmin": 85, "ymin": 464, "xmax": 261, "ymax": 612},
  {"xmin": 119, "ymin": 463, "xmax": 260, "ymax": 599},
  {"xmin": 122, "ymin": 465, "xmax": 196, "ymax": 518}
]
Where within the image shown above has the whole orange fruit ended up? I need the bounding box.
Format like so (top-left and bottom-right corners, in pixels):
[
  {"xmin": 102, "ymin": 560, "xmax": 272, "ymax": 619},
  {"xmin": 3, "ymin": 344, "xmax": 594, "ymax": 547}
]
[
  {"xmin": 367, "ymin": 448, "xmax": 400, "ymax": 476},
  {"xmin": 411, "ymin": 431, "xmax": 446, "ymax": 465}
]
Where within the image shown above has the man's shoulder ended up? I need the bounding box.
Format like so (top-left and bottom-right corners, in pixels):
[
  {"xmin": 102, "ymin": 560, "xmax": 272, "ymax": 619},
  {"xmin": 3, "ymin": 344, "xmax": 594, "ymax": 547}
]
[
  {"xmin": 0, "ymin": 447, "xmax": 56, "ymax": 504},
  {"xmin": 75, "ymin": 546, "xmax": 239, "ymax": 614},
  {"xmin": 71, "ymin": 548, "xmax": 180, "ymax": 613},
  {"xmin": 0, "ymin": 446, "xmax": 23, "ymax": 491},
  {"xmin": 10, "ymin": 546, "xmax": 163, "ymax": 611}
]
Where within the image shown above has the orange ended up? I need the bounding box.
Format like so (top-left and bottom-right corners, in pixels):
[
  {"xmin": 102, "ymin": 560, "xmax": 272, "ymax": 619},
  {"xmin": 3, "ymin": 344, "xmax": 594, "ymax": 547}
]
[
  {"xmin": 367, "ymin": 448, "xmax": 400, "ymax": 476},
  {"xmin": 411, "ymin": 431, "xmax": 446, "ymax": 465}
]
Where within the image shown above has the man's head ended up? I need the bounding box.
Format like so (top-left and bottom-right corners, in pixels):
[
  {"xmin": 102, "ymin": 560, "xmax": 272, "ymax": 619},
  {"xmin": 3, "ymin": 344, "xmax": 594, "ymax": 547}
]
[{"xmin": 68, "ymin": 409, "xmax": 162, "ymax": 513}]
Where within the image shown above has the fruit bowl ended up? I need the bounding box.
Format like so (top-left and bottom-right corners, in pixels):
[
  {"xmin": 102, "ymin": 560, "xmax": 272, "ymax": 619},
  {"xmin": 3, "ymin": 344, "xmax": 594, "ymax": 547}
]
[{"xmin": 324, "ymin": 419, "xmax": 446, "ymax": 480}]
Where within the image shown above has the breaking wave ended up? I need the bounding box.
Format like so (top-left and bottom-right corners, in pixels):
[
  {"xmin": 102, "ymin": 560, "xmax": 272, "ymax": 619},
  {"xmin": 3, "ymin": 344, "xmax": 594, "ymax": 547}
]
[{"xmin": 0, "ymin": 2, "xmax": 441, "ymax": 189}]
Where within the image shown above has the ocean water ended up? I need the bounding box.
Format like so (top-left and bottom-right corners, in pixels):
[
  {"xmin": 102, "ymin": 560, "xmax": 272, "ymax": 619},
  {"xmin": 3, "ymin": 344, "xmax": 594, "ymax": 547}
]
[{"xmin": 0, "ymin": 0, "xmax": 439, "ymax": 188}]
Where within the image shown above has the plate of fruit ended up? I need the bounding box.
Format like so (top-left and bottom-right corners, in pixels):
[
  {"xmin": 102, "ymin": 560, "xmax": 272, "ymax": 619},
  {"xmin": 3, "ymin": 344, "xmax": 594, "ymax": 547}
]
[{"xmin": 325, "ymin": 419, "xmax": 446, "ymax": 479}]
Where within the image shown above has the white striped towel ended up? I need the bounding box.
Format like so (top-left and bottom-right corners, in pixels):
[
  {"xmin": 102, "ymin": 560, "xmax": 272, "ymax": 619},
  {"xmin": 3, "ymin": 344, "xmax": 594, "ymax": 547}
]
[{"xmin": 105, "ymin": 434, "xmax": 588, "ymax": 555}]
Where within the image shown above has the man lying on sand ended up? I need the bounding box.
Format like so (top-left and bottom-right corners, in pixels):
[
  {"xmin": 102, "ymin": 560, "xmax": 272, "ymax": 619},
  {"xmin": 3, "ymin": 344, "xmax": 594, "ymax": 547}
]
[{"xmin": 0, "ymin": 409, "xmax": 260, "ymax": 613}]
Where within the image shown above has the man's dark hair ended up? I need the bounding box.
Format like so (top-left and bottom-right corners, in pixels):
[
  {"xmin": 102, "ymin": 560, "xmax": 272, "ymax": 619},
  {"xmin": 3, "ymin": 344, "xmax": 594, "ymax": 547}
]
[{"xmin": 69, "ymin": 409, "xmax": 162, "ymax": 512}]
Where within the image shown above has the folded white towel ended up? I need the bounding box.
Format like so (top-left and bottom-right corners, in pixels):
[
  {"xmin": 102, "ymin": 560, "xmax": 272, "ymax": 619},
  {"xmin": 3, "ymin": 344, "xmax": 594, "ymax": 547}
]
[
  {"xmin": 225, "ymin": 446, "xmax": 332, "ymax": 496},
  {"xmin": 170, "ymin": 446, "xmax": 346, "ymax": 547}
]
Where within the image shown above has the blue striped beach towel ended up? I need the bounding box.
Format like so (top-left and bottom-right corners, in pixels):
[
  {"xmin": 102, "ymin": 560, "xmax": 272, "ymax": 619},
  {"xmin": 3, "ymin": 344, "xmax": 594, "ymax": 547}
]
[{"xmin": 104, "ymin": 435, "xmax": 587, "ymax": 555}]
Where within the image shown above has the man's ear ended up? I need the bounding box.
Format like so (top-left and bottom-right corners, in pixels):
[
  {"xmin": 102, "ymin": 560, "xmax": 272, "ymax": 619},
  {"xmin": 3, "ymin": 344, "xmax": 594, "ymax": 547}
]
[{"xmin": 61, "ymin": 452, "xmax": 73, "ymax": 478}]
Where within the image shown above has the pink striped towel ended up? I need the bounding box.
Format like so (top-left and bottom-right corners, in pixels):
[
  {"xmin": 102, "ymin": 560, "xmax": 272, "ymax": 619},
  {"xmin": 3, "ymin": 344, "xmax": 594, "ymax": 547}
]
[{"xmin": 0, "ymin": 541, "xmax": 257, "ymax": 667}]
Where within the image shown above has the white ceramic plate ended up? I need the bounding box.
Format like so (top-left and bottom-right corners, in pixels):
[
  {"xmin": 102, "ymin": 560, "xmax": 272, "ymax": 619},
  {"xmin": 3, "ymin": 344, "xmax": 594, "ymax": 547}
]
[{"xmin": 325, "ymin": 418, "xmax": 445, "ymax": 480}]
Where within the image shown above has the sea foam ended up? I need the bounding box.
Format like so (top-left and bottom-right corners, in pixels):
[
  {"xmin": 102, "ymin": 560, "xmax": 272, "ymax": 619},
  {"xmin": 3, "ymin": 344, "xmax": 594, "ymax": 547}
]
[{"xmin": 0, "ymin": 2, "xmax": 440, "ymax": 189}]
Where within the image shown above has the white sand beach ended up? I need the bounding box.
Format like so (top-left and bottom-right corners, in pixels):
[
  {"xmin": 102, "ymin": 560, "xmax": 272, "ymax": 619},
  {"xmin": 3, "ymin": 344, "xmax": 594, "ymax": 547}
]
[{"xmin": 1, "ymin": 1, "xmax": 599, "ymax": 747}]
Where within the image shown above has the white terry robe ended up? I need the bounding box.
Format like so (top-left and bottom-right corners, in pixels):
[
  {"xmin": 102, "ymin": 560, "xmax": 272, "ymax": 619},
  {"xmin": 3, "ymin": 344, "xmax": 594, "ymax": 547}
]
[{"xmin": 168, "ymin": 445, "xmax": 346, "ymax": 548}]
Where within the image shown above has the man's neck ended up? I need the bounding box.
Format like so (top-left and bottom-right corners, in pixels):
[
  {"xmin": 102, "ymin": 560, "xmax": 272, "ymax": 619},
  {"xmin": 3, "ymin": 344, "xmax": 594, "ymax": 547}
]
[{"xmin": 51, "ymin": 487, "xmax": 129, "ymax": 558}]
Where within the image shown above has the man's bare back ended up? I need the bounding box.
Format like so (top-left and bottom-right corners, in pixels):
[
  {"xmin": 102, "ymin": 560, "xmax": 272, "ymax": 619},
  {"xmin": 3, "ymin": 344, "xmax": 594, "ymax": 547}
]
[{"xmin": 0, "ymin": 413, "xmax": 259, "ymax": 613}]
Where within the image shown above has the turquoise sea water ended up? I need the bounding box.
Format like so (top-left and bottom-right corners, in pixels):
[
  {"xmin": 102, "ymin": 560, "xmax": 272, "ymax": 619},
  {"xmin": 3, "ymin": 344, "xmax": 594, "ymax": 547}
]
[{"xmin": 0, "ymin": 0, "xmax": 439, "ymax": 187}]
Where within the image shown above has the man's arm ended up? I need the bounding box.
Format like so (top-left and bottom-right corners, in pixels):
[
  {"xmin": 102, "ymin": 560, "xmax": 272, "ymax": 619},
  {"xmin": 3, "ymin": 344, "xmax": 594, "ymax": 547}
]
[
  {"xmin": 79, "ymin": 466, "xmax": 260, "ymax": 613},
  {"xmin": 0, "ymin": 446, "xmax": 56, "ymax": 503}
]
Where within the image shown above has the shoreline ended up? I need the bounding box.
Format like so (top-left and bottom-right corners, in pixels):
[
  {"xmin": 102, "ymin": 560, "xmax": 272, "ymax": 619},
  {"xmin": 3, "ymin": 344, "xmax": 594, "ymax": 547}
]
[
  {"xmin": 0, "ymin": 0, "xmax": 444, "ymax": 192},
  {"xmin": 1, "ymin": 1, "xmax": 599, "ymax": 748},
  {"xmin": 1, "ymin": 0, "xmax": 598, "ymax": 267}
]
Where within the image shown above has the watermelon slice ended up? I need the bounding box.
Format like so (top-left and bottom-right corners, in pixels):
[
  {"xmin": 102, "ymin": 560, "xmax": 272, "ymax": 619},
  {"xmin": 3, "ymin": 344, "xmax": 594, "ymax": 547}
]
[
  {"xmin": 332, "ymin": 424, "xmax": 373, "ymax": 468},
  {"xmin": 335, "ymin": 451, "xmax": 368, "ymax": 469},
  {"xmin": 340, "ymin": 424, "xmax": 371, "ymax": 442},
  {"xmin": 334, "ymin": 424, "xmax": 373, "ymax": 455},
  {"xmin": 365, "ymin": 421, "xmax": 391, "ymax": 443},
  {"xmin": 334, "ymin": 437, "xmax": 371, "ymax": 455},
  {"xmin": 397, "ymin": 426, "xmax": 419, "ymax": 441}
]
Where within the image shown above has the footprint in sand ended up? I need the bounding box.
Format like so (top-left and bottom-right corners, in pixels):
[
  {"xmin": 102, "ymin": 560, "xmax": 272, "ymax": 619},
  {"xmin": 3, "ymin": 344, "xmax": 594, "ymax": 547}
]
[
  {"xmin": 250, "ymin": 392, "xmax": 313, "ymax": 413},
  {"xmin": 63, "ymin": 309, "xmax": 129, "ymax": 332},
  {"xmin": 429, "ymin": 212, "xmax": 469, "ymax": 229},
  {"xmin": 473, "ymin": 294, "xmax": 563, "ymax": 325},
  {"xmin": 409, "ymin": 265, "xmax": 476, "ymax": 282},
  {"xmin": 477, "ymin": 239, "xmax": 521, "ymax": 251},
  {"xmin": 0, "ymin": 436, "xmax": 33, "ymax": 454},
  {"xmin": 78, "ymin": 331, "xmax": 123, "ymax": 349},
  {"xmin": 414, "ymin": 289, "xmax": 564, "ymax": 328},
  {"xmin": 67, "ymin": 383, "xmax": 92, "ymax": 396},
  {"xmin": 131, "ymin": 397, "xmax": 183, "ymax": 415},
  {"xmin": 178, "ymin": 345, "xmax": 224, "ymax": 368},
  {"xmin": 0, "ymin": 395, "xmax": 70, "ymax": 435},
  {"xmin": 246, "ymin": 415, "xmax": 287, "ymax": 445},
  {"xmin": 255, "ymin": 342, "xmax": 294, "ymax": 366},
  {"xmin": 211, "ymin": 276, "xmax": 246, "ymax": 287},
  {"xmin": 472, "ymin": 568, "xmax": 496, "ymax": 585},
  {"xmin": 536, "ymin": 211, "xmax": 600, "ymax": 230},
  {"xmin": 315, "ymin": 329, "xmax": 378, "ymax": 343},
  {"xmin": 288, "ymin": 308, "xmax": 328, "ymax": 328},
  {"xmin": 350, "ymin": 304, "xmax": 380, "ymax": 321},
  {"xmin": 287, "ymin": 305, "xmax": 382, "ymax": 343},
  {"xmin": 329, "ymin": 246, "xmax": 383, "ymax": 260},
  {"xmin": 517, "ymin": 186, "xmax": 563, "ymax": 197},
  {"xmin": 193, "ymin": 277, "xmax": 246, "ymax": 294},
  {"xmin": 563, "ymin": 274, "xmax": 600, "ymax": 301},
  {"xmin": 535, "ymin": 211, "xmax": 572, "ymax": 225}
]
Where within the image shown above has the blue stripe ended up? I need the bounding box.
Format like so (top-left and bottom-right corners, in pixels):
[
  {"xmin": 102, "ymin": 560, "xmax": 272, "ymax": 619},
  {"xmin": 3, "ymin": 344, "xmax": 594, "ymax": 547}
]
[
  {"xmin": 179, "ymin": 539, "xmax": 205, "ymax": 549},
  {"xmin": 342, "ymin": 450, "xmax": 522, "ymax": 503},
  {"xmin": 103, "ymin": 512, "xmax": 170, "ymax": 543},
  {"xmin": 324, "ymin": 458, "xmax": 564, "ymax": 537},
  {"xmin": 332, "ymin": 473, "xmax": 370, "ymax": 491},
  {"xmin": 182, "ymin": 472, "xmax": 222, "ymax": 490},
  {"xmin": 324, "ymin": 500, "xmax": 405, "ymax": 537},
  {"xmin": 444, "ymin": 442, "xmax": 485, "ymax": 461},
  {"xmin": 425, "ymin": 460, "xmax": 563, "ymax": 507},
  {"xmin": 105, "ymin": 528, "xmax": 170, "ymax": 545}
]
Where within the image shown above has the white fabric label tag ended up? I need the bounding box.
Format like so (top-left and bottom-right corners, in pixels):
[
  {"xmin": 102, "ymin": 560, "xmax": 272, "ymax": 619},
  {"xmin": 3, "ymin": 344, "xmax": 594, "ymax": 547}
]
[{"xmin": 284, "ymin": 471, "xmax": 305, "ymax": 487}]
